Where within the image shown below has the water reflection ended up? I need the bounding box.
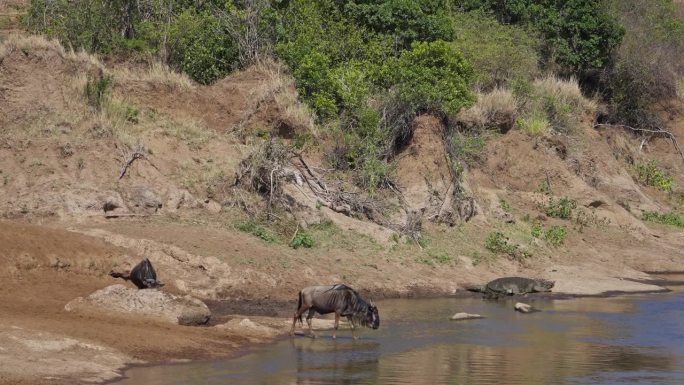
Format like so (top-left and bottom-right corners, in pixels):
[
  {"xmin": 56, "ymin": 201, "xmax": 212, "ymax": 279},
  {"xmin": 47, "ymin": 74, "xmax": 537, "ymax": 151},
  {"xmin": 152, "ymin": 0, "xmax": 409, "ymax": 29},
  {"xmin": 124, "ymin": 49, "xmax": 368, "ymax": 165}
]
[{"xmin": 116, "ymin": 292, "xmax": 684, "ymax": 385}]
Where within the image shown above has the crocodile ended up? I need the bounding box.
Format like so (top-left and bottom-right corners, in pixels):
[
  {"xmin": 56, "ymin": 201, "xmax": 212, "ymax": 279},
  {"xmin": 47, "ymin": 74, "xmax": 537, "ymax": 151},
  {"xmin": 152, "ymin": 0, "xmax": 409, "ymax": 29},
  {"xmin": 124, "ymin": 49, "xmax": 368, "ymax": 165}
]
[{"xmin": 469, "ymin": 277, "xmax": 555, "ymax": 299}]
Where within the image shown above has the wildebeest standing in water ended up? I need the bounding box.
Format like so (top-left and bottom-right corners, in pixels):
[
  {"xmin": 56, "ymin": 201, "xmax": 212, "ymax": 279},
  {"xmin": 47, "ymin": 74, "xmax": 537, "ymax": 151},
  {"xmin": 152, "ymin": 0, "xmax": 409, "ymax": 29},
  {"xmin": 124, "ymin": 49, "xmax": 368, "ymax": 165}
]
[
  {"xmin": 291, "ymin": 284, "xmax": 380, "ymax": 339},
  {"xmin": 110, "ymin": 257, "xmax": 163, "ymax": 289}
]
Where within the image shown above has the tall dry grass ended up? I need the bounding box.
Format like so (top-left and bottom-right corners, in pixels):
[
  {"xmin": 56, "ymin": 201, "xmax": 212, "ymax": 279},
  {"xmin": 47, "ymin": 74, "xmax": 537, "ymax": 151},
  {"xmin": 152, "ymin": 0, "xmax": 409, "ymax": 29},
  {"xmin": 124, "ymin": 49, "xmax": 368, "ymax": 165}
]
[{"xmin": 454, "ymin": 87, "xmax": 518, "ymax": 133}]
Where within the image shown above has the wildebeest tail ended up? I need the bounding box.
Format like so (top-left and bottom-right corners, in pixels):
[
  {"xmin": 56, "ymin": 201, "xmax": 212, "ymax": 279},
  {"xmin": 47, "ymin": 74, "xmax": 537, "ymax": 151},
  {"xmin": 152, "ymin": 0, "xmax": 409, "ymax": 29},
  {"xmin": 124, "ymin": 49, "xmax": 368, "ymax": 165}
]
[{"xmin": 296, "ymin": 290, "xmax": 304, "ymax": 325}]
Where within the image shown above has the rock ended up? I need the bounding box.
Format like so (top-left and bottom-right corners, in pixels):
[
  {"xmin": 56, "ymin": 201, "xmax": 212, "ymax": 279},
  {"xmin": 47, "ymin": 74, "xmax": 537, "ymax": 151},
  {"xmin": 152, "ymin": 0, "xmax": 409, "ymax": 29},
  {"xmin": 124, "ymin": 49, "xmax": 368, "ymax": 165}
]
[
  {"xmin": 165, "ymin": 189, "xmax": 200, "ymax": 211},
  {"xmin": 218, "ymin": 318, "xmax": 279, "ymax": 337},
  {"xmin": 204, "ymin": 199, "xmax": 222, "ymax": 213},
  {"xmin": 514, "ymin": 302, "xmax": 537, "ymax": 313},
  {"xmin": 450, "ymin": 312, "xmax": 485, "ymax": 320},
  {"xmin": 126, "ymin": 186, "xmax": 162, "ymax": 213},
  {"xmin": 65, "ymin": 284, "xmax": 210, "ymax": 325}
]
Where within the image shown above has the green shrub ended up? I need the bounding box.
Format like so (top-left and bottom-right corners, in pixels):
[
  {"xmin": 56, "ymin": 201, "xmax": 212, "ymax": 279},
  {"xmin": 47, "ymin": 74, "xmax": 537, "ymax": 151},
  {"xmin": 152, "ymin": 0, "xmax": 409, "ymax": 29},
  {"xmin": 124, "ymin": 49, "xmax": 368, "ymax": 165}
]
[
  {"xmin": 543, "ymin": 225, "xmax": 567, "ymax": 246},
  {"xmin": 168, "ymin": 9, "xmax": 238, "ymax": 85},
  {"xmin": 485, "ymin": 231, "xmax": 530, "ymax": 260},
  {"xmin": 531, "ymin": 222, "xmax": 543, "ymax": 238},
  {"xmin": 236, "ymin": 220, "xmax": 277, "ymax": 243},
  {"xmin": 451, "ymin": 10, "xmax": 539, "ymax": 89},
  {"xmin": 519, "ymin": 110, "xmax": 550, "ymax": 136},
  {"xmin": 85, "ymin": 74, "xmax": 112, "ymax": 111},
  {"xmin": 544, "ymin": 197, "xmax": 576, "ymax": 219},
  {"xmin": 381, "ymin": 40, "xmax": 475, "ymax": 116},
  {"xmin": 642, "ymin": 211, "xmax": 684, "ymax": 228},
  {"xmin": 634, "ymin": 160, "xmax": 674, "ymax": 192},
  {"xmin": 289, "ymin": 232, "xmax": 315, "ymax": 249},
  {"xmin": 459, "ymin": 0, "xmax": 624, "ymax": 76},
  {"xmin": 344, "ymin": 0, "xmax": 455, "ymax": 48}
]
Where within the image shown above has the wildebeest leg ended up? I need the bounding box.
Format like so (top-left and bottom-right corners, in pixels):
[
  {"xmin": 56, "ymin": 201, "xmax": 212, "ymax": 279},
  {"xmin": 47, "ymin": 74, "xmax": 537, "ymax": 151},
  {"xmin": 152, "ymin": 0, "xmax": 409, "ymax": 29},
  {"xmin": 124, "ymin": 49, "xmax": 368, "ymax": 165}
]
[
  {"xmin": 306, "ymin": 311, "xmax": 316, "ymax": 338},
  {"xmin": 347, "ymin": 316, "xmax": 358, "ymax": 340},
  {"xmin": 332, "ymin": 313, "xmax": 340, "ymax": 339},
  {"xmin": 291, "ymin": 306, "xmax": 309, "ymax": 336}
]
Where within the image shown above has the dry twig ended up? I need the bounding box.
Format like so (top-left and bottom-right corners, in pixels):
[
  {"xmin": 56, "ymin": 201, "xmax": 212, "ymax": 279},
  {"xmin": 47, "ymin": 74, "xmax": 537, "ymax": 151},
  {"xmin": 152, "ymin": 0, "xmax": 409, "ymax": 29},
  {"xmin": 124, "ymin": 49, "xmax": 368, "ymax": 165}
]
[
  {"xmin": 119, "ymin": 144, "xmax": 146, "ymax": 179},
  {"xmin": 594, "ymin": 123, "xmax": 684, "ymax": 163}
]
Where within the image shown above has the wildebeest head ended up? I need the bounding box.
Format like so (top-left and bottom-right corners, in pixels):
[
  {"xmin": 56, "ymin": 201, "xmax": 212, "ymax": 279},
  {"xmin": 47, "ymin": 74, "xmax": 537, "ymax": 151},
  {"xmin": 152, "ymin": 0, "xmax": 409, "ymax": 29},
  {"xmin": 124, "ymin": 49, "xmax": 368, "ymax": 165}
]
[{"xmin": 367, "ymin": 300, "xmax": 380, "ymax": 329}]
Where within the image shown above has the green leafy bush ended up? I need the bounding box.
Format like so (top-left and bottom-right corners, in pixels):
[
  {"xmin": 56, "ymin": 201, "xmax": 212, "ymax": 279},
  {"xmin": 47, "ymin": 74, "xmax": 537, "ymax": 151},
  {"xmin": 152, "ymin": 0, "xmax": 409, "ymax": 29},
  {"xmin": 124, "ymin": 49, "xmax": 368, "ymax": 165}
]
[
  {"xmin": 459, "ymin": 0, "xmax": 624, "ymax": 76},
  {"xmin": 544, "ymin": 197, "xmax": 577, "ymax": 219},
  {"xmin": 451, "ymin": 10, "xmax": 539, "ymax": 89},
  {"xmin": 642, "ymin": 211, "xmax": 684, "ymax": 228},
  {"xmin": 85, "ymin": 74, "xmax": 112, "ymax": 111},
  {"xmin": 543, "ymin": 225, "xmax": 567, "ymax": 246},
  {"xmin": 168, "ymin": 10, "xmax": 238, "ymax": 85},
  {"xmin": 485, "ymin": 231, "xmax": 530, "ymax": 260},
  {"xmin": 289, "ymin": 232, "xmax": 315, "ymax": 249},
  {"xmin": 236, "ymin": 220, "xmax": 276, "ymax": 243},
  {"xmin": 381, "ymin": 41, "xmax": 475, "ymax": 116},
  {"xmin": 531, "ymin": 222, "xmax": 543, "ymax": 238},
  {"xmin": 634, "ymin": 160, "xmax": 674, "ymax": 192}
]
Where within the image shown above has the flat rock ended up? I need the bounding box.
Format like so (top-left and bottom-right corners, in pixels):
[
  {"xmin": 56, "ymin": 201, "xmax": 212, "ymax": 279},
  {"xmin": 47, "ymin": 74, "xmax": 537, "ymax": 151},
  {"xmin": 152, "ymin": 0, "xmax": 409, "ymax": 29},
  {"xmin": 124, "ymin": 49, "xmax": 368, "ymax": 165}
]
[
  {"xmin": 450, "ymin": 312, "xmax": 485, "ymax": 320},
  {"xmin": 514, "ymin": 302, "xmax": 536, "ymax": 313},
  {"xmin": 65, "ymin": 284, "xmax": 210, "ymax": 325}
]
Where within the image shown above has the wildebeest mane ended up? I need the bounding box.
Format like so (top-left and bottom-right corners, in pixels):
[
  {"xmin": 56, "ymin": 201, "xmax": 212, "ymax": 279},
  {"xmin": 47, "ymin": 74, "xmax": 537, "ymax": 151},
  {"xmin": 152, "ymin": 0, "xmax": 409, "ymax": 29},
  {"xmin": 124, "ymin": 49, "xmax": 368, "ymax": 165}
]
[{"xmin": 326, "ymin": 284, "xmax": 373, "ymax": 327}]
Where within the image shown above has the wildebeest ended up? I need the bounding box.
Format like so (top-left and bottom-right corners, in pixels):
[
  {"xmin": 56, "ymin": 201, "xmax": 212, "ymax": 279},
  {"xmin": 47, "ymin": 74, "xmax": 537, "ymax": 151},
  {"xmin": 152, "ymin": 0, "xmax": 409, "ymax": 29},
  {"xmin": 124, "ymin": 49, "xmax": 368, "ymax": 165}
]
[
  {"xmin": 109, "ymin": 257, "xmax": 163, "ymax": 289},
  {"xmin": 291, "ymin": 284, "xmax": 380, "ymax": 339}
]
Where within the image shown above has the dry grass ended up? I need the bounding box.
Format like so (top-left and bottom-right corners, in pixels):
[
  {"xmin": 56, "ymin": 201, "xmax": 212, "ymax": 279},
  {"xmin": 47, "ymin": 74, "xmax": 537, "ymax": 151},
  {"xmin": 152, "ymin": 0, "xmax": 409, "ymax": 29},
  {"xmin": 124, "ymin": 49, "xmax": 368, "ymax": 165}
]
[
  {"xmin": 159, "ymin": 117, "xmax": 217, "ymax": 151},
  {"xmin": 454, "ymin": 87, "xmax": 518, "ymax": 132},
  {"xmin": 0, "ymin": 34, "xmax": 103, "ymax": 70},
  {"xmin": 233, "ymin": 59, "xmax": 316, "ymax": 137},
  {"xmin": 112, "ymin": 62, "xmax": 195, "ymax": 91},
  {"xmin": 533, "ymin": 76, "xmax": 596, "ymax": 112}
]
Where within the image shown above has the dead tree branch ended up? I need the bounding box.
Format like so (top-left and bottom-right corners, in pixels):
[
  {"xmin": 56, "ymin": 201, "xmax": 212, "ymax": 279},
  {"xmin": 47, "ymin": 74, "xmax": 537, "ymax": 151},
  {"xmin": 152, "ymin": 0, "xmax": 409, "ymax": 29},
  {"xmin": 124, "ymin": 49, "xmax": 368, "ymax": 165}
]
[
  {"xmin": 594, "ymin": 123, "xmax": 684, "ymax": 163},
  {"xmin": 119, "ymin": 144, "xmax": 146, "ymax": 179}
]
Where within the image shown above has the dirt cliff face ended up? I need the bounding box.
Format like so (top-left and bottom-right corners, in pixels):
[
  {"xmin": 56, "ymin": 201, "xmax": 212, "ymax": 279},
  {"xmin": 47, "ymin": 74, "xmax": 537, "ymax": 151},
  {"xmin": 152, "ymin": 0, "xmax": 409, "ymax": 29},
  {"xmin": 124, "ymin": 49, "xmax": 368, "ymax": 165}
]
[{"xmin": 1, "ymin": 33, "xmax": 683, "ymax": 385}]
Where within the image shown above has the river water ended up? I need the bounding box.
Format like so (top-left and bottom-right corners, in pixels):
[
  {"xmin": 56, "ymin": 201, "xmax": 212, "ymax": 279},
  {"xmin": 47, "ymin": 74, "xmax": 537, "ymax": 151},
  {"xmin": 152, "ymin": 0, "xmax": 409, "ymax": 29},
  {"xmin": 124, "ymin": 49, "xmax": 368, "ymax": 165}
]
[{"xmin": 115, "ymin": 286, "xmax": 684, "ymax": 385}]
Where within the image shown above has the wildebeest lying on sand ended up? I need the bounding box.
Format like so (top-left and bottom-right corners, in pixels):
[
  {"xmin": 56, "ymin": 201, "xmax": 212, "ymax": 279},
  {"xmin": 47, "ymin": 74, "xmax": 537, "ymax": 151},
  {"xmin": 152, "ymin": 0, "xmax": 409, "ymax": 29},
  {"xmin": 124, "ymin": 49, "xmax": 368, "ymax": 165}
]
[
  {"xmin": 110, "ymin": 257, "xmax": 163, "ymax": 289},
  {"xmin": 291, "ymin": 284, "xmax": 380, "ymax": 339}
]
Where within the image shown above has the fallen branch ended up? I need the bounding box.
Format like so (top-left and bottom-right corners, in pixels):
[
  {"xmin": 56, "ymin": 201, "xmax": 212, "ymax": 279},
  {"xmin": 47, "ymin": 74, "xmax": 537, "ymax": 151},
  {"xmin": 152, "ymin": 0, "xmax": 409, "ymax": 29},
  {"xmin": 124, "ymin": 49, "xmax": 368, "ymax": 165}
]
[
  {"xmin": 594, "ymin": 123, "xmax": 684, "ymax": 163},
  {"xmin": 119, "ymin": 145, "xmax": 146, "ymax": 179}
]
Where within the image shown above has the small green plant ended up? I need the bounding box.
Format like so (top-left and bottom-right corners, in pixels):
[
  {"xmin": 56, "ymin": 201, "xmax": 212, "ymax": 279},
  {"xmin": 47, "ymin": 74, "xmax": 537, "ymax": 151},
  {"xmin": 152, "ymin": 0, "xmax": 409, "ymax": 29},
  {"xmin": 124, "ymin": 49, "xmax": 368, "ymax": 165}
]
[
  {"xmin": 236, "ymin": 220, "xmax": 276, "ymax": 243},
  {"xmin": 531, "ymin": 221, "xmax": 543, "ymax": 238},
  {"xmin": 485, "ymin": 231, "xmax": 530, "ymax": 261},
  {"xmin": 635, "ymin": 160, "xmax": 674, "ymax": 192},
  {"xmin": 642, "ymin": 211, "xmax": 684, "ymax": 228},
  {"xmin": 85, "ymin": 74, "xmax": 113, "ymax": 111},
  {"xmin": 390, "ymin": 233, "xmax": 401, "ymax": 243},
  {"xmin": 543, "ymin": 226, "xmax": 567, "ymax": 247},
  {"xmin": 289, "ymin": 231, "xmax": 315, "ymax": 249},
  {"xmin": 451, "ymin": 133, "xmax": 487, "ymax": 166},
  {"xmin": 519, "ymin": 110, "xmax": 549, "ymax": 136},
  {"xmin": 500, "ymin": 199, "xmax": 511, "ymax": 213},
  {"xmin": 544, "ymin": 197, "xmax": 576, "ymax": 219},
  {"xmin": 536, "ymin": 179, "xmax": 552, "ymax": 195},
  {"xmin": 416, "ymin": 252, "xmax": 453, "ymax": 267}
]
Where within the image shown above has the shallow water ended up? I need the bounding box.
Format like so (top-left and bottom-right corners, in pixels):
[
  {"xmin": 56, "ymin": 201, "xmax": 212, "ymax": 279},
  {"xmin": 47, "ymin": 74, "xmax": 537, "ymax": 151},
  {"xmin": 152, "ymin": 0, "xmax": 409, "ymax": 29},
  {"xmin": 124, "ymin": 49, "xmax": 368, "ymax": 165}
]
[{"xmin": 115, "ymin": 289, "xmax": 684, "ymax": 385}]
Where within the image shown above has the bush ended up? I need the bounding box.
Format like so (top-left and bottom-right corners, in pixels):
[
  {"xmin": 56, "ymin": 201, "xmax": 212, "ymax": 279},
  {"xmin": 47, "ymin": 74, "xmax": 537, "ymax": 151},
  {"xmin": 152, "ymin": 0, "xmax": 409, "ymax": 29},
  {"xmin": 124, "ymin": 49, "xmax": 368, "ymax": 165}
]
[
  {"xmin": 544, "ymin": 197, "xmax": 576, "ymax": 219},
  {"xmin": 451, "ymin": 10, "xmax": 539, "ymax": 89},
  {"xmin": 642, "ymin": 211, "xmax": 684, "ymax": 228},
  {"xmin": 543, "ymin": 225, "xmax": 567, "ymax": 246},
  {"xmin": 381, "ymin": 41, "xmax": 475, "ymax": 116},
  {"xmin": 344, "ymin": 0, "xmax": 455, "ymax": 48},
  {"xmin": 454, "ymin": 88, "xmax": 518, "ymax": 133},
  {"xmin": 518, "ymin": 110, "xmax": 550, "ymax": 136},
  {"xmin": 485, "ymin": 231, "xmax": 530, "ymax": 260},
  {"xmin": 236, "ymin": 220, "xmax": 277, "ymax": 243},
  {"xmin": 289, "ymin": 231, "xmax": 315, "ymax": 249},
  {"xmin": 529, "ymin": 76, "xmax": 595, "ymax": 134},
  {"xmin": 85, "ymin": 74, "xmax": 112, "ymax": 111},
  {"xmin": 450, "ymin": 133, "xmax": 487, "ymax": 166},
  {"xmin": 634, "ymin": 160, "xmax": 674, "ymax": 192},
  {"xmin": 168, "ymin": 9, "xmax": 238, "ymax": 85},
  {"xmin": 606, "ymin": 0, "xmax": 684, "ymax": 128},
  {"xmin": 459, "ymin": 0, "xmax": 624, "ymax": 76}
]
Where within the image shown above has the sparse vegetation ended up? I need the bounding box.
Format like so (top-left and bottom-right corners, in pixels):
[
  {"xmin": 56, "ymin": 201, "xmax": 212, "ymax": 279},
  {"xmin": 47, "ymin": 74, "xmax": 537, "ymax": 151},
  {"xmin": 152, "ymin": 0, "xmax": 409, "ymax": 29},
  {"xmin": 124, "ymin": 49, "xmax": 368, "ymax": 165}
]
[
  {"xmin": 543, "ymin": 225, "xmax": 567, "ymax": 247},
  {"xmin": 289, "ymin": 231, "xmax": 314, "ymax": 249},
  {"xmin": 544, "ymin": 197, "xmax": 577, "ymax": 219},
  {"xmin": 634, "ymin": 160, "xmax": 674, "ymax": 192},
  {"xmin": 485, "ymin": 231, "xmax": 530, "ymax": 260},
  {"xmin": 236, "ymin": 220, "xmax": 277, "ymax": 243},
  {"xmin": 84, "ymin": 74, "xmax": 112, "ymax": 111},
  {"xmin": 642, "ymin": 211, "xmax": 684, "ymax": 228}
]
